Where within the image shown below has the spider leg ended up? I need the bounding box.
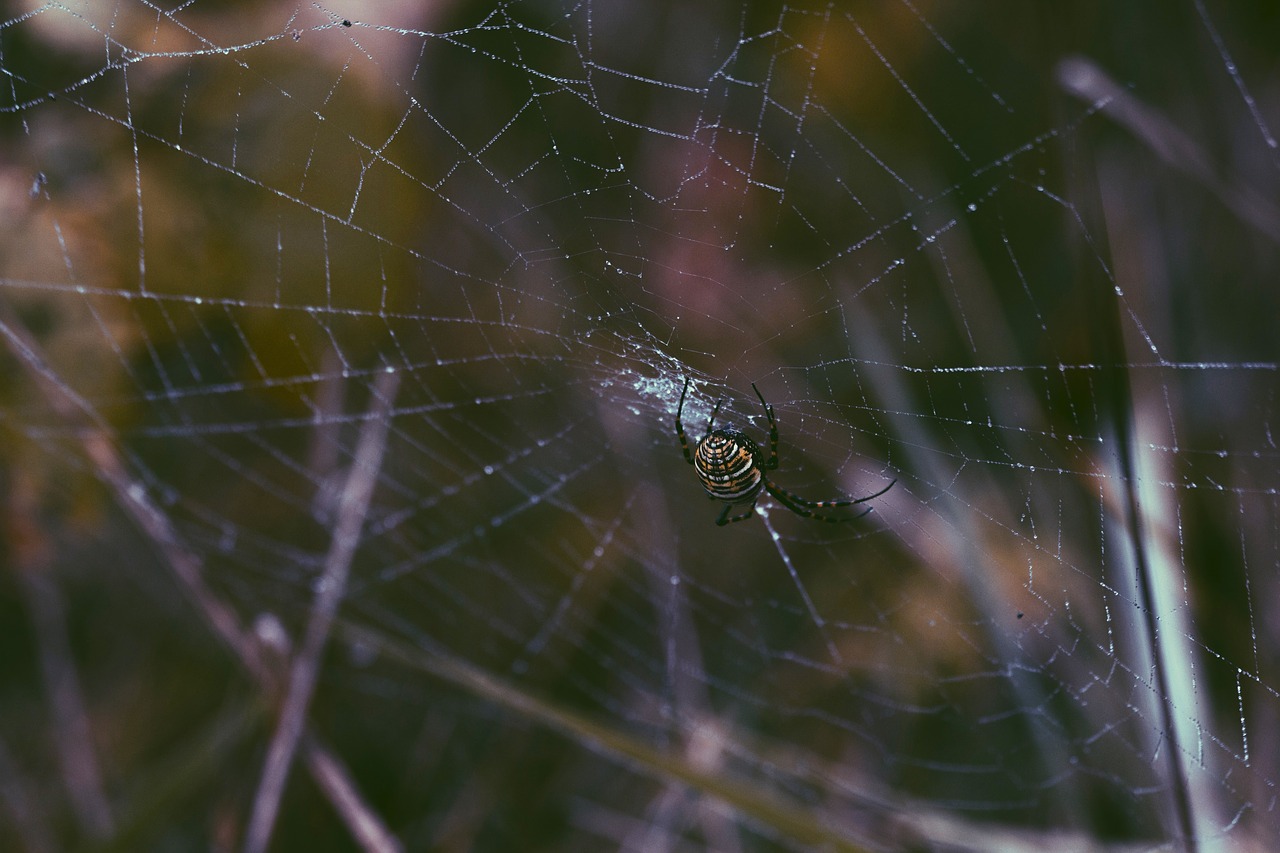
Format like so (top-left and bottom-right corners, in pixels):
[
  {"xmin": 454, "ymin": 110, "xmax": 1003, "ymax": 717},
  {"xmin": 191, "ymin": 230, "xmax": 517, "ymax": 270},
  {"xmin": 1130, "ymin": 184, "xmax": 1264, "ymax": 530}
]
[
  {"xmin": 751, "ymin": 382, "xmax": 779, "ymax": 470},
  {"xmin": 765, "ymin": 482, "xmax": 873, "ymax": 523},
  {"xmin": 676, "ymin": 377, "xmax": 695, "ymax": 465},
  {"xmin": 715, "ymin": 502, "xmax": 758, "ymax": 526},
  {"xmin": 768, "ymin": 477, "xmax": 896, "ymax": 509},
  {"xmin": 706, "ymin": 398, "xmax": 723, "ymax": 437}
]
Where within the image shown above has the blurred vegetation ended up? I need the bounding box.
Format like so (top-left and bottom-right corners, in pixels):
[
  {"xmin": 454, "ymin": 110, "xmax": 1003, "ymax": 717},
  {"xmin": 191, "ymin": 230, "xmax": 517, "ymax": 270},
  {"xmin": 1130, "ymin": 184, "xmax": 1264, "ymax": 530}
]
[{"xmin": 1, "ymin": 0, "xmax": 1278, "ymax": 850}]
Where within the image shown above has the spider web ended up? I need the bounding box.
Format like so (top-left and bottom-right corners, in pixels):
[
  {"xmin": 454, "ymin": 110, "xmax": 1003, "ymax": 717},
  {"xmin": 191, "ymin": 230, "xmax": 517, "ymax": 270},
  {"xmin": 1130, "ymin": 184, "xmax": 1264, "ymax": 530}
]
[{"xmin": 1, "ymin": 1, "xmax": 1278, "ymax": 850}]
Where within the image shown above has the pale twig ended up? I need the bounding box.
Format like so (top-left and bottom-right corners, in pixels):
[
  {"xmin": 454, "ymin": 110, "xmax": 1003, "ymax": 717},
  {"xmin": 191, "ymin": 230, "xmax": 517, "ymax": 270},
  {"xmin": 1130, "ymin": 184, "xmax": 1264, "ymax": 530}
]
[
  {"xmin": 0, "ymin": 306, "xmax": 270, "ymax": 686},
  {"xmin": 1058, "ymin": 56, "xmax": 1280, "ymax": 244},
  {"xmin": 242, "ymin": 369, "xmax": 400, "ymax": 853},
  {"xmin": 0, "ymin": 732, "xmax": 57, "ymax": 853},
  {"xmin": 0, "ymin": 307, "xmax": 402, "ymax": 851},
  {"xmin": 303, "ymin": 734, "xmax": 404, "ymax": 853},
  {"xmin": 19, "ymin": 568, "xmax": 115, "ymax": 839},
  {"xmin": 5, "ymin": 454, "xmax": 114, "ymax": 841}
]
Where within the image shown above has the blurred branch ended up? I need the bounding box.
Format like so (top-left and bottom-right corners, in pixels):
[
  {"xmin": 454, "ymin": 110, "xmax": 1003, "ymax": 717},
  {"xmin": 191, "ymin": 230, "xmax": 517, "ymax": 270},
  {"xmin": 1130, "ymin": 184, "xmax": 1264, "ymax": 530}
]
[
  {"xmin": 0, "ymin": 306, "xmax": 402, "ymax": 852},
  {"xmin": 303, "ymin": 734, "xmax": 405, "ymax": 853},
  {"xmin": 0, "ymin": 732, "xmax": 57, "ymax": 853},
  {"xmin": 0, "ymin": 303, "xmax": 270, "ymax": 685},
  {"xmin": 243, "ymin": 368, "xmax": 401, "ymax": 853},
  {"xmin": 92, "ymin": 704, "xmax": 262, "ymax": 853},
  {"xmin": 338, "ymin": 621, "xmax": 874, "ymax": 850},
  {"xmin": 17, "ymin": 568, "xmax": 115, "ymax": 841},
  {"xmin": 1058, "ymin": 56, "xmax": 1280, "ymax": 244},
  {"xmin": 4, "ymin": 460, "xmax": 113, "ymax": 842},
  {"xmin": 341, "ymin": 621, "xmax": 1162, "ymax": 853}
]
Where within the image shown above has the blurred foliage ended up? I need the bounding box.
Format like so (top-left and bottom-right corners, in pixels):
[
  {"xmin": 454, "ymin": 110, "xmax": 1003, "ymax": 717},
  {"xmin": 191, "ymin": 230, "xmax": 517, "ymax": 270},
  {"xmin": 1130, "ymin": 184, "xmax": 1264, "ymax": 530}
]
[{"xmin": 1, "ymin": 0, "xmax": 1279, "ymax": 850}]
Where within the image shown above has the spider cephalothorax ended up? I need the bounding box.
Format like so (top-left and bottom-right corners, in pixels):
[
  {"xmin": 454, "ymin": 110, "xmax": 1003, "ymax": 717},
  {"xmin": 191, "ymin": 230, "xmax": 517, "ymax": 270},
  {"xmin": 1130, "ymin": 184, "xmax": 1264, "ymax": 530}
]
[{"xmin": 675, "ymin": 378, "xmax": 894, "ymax": 526}]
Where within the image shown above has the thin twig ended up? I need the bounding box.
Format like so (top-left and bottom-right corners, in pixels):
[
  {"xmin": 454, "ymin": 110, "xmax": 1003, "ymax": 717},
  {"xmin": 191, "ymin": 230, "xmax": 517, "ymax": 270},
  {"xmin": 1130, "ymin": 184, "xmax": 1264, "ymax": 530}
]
[
  {"xmin": 5, "ymin": 457, "xmax": 115, "ymax": 841},
  {"xmin": 242, "ymin": 369, "xmax": 400, "ymax": 853},
  {"xmin": 303, "ymin": 734, "xmax": 404, "ymax": 853},
  {"xmin": 19, "ymin": 568, "xmax": 115, "ymax": 839},
  {"xmin": 0, "ymin": 307, "xmax": 403, "ymax": 851},
  {"xmin": 0, "ymin": 307, "xmax": 271, "ymax": 685},
  {"xmin": 0, "ymin": 731, "xmax": 58, "ymax": 853},
  {"xmin": 1058, "ymin": 56, "xmax": 1280, "ymax": 245}
]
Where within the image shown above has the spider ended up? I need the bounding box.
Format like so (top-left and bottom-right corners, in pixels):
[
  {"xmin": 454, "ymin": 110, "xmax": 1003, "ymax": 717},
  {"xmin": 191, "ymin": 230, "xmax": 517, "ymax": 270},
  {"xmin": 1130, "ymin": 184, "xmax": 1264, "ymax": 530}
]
[{"xmin": 676, "ymin": 378, "xmax": 894, "ymax": 526}]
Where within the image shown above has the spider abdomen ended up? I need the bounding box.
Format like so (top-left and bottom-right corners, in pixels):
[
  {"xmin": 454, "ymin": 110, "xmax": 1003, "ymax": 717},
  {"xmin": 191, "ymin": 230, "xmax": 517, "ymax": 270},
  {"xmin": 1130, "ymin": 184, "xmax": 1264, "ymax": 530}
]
[
  {"xmin": 694, "ymin": 430, "xmax": 763, "ymax": 503},
  {"xmin": 676, "ymin": 378, "xmax": 891, "ymax": 525}
]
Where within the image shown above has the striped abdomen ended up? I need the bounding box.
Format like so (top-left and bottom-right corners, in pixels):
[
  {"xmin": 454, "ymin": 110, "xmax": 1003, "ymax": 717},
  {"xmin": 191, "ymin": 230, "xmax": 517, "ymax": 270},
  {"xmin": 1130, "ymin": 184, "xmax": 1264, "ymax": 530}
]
[{"xmin": 694, "ymin": 429, "xmax": 763, "ymax": 504}]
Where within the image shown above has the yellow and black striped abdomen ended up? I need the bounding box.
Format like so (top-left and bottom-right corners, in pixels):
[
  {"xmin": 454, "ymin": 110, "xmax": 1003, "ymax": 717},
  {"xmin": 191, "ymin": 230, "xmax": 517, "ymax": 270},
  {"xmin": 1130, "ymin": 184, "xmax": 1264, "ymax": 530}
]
[{"xmin": 693, "ymin": 429, "xmax": 763, "ymax": 504}]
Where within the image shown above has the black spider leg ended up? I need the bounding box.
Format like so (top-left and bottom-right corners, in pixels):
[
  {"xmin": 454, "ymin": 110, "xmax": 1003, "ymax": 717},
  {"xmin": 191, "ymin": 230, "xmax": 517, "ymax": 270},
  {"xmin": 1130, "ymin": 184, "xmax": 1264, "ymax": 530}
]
[
  {"xmin": 770, "ymin": 477, "xmax": 897, "ymax": 510},
  {"xmin": 715, "ymin": 503, "xmax": 758, "ymax": 526},
  {"xmin": 763, "ymin": 476, "xmax": 897, "ymax": 523},
  {"xmin": 751, "ymin": 383, "xmax": 896, "ymax": 522},
  {"xmin": 753, "ymin": 381, "xmax": 853, "ymax": 521},
  {"xmin": 705, "ymin": 396, "xmax": 723, "ymax": 437},
  {"xmin": 675, "ymin": 377, "xmax": 695, "ymax": 464},
  {"xmin": 751, "ymin": 382, "xmax": 779, "ymax": 470},
  {"xmin": 763, "ymin": 480, "xmax": 873, "ymax": 523}
]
